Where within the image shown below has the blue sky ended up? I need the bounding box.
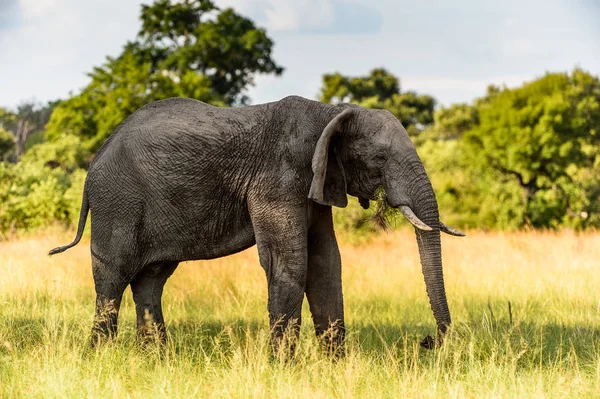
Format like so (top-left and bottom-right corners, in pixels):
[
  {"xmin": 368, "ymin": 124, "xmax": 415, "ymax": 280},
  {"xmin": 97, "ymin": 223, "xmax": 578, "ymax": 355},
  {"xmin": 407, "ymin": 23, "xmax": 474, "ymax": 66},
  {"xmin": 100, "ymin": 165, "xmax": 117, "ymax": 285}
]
[{"xmin": 0, "ymin": 0, "xmax": 599, "ymax": 109}]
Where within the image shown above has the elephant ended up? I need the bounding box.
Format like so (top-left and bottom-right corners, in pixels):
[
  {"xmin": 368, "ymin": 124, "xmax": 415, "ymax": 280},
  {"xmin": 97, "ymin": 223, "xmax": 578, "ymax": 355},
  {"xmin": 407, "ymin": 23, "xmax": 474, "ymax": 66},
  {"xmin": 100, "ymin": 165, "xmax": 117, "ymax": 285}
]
[{"xmin": 49, "ymin": 95, "xmax": 464, "ymax": 354}]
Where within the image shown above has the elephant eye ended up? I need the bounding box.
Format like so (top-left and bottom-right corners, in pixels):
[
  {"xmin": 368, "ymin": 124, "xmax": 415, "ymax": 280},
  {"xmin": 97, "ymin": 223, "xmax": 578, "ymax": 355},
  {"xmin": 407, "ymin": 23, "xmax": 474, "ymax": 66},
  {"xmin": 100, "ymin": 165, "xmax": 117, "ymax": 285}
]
[{"xmin": 373, "ymin": 153, "xmax": 387, "ymax": 166}]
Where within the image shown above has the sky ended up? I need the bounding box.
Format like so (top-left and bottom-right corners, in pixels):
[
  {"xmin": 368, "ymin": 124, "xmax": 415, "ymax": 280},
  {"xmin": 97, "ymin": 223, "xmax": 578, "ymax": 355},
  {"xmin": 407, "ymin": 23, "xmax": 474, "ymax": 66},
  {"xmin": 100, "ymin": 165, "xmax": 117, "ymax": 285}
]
[{"xmin": 0, "ymin": 0, "xmax": 599, "ymax": 109}]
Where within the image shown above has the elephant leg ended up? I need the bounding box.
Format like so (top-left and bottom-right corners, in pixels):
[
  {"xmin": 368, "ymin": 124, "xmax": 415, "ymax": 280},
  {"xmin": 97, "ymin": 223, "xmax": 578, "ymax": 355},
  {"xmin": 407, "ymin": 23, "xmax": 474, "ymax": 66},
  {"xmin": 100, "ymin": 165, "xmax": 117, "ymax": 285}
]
[
  {"xmin": 91, "ymin": 256, "xmax": 129, "ymax": 345},
  {"xmin": 130, "ymin": 261, "xmax": 179, "ymax": 344},
  {"xmin": 251, "ymin": 208, "xmax": 308, "ymax": 357},
  {"xmin": 306, "ymin": 205, "xmax": 345, "ymax": 357}
]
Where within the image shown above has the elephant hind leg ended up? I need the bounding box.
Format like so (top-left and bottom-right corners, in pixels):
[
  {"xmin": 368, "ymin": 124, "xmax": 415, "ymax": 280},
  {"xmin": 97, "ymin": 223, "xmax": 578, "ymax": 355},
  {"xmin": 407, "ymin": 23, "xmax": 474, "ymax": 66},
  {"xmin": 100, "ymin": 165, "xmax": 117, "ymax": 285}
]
[
  {"xmin": 130, "ymin": 261, "xmax": 179, "ymax": 344},
  {"xmin": 91, "ymin": 256, "xmax": 130, "ymax": 346}
]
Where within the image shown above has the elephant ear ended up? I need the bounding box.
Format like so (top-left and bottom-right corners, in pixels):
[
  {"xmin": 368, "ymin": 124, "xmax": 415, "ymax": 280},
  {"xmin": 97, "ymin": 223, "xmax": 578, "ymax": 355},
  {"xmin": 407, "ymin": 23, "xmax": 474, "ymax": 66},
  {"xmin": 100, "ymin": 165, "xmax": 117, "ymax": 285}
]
[{"xmin": 308, "ymin": 109, "xmax": 354, "ymax": 208}]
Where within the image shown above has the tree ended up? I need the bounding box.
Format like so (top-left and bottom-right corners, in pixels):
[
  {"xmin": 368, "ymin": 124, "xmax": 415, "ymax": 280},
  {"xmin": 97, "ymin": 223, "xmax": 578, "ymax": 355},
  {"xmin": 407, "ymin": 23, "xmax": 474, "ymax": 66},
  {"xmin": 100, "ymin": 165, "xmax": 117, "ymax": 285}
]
[
  {"xmin": 320, "ymin": 68, "xmax": 435, "ymax": 135},
  {"xmin": 376, "ymin": 92, "xmax": 435, "ymax": 136},
  {"xmin": 46, "ymin": 0, "xmax": 283, "ymax": 151},
  {"xmin": 320, "ymin": 68, "xmax": 400, "ymax": 104},
  {"xmin": 0, "ymin": 128, "xmax": 14, "ymax": 161},
  {"xmin": 138, "ymin": 0, "xmax": 284, "ymax": 105},
  {"xmin": 46, "ymin": 48, "xmax": 221, "ymax": 150},
  {"xmin": 13, "ymin": 102, "xmax": 55, "ymax": 158},
  {"xmin": 464, "ymin": 68, "xmax": 600, "ymax": 227},
  {"xmin": 0, "ymin": 103, "xmax": 55, "ymax": 161},
  {"xmin": 0, "ymin": 108, "xmax": 15, "ymax": 160},
  {"xmin": 425, "ymin": 103, "xmax": 478, "ymax": 141}
]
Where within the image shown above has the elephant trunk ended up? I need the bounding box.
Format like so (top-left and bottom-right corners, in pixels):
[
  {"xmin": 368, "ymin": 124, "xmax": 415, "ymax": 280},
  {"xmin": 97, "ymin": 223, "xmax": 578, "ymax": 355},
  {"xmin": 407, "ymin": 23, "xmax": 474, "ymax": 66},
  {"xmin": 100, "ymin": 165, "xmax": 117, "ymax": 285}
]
[
  {"xmin": 385, "ymin": 160, "xmax": 451, "ymax": 340},
  {"xmin": 412, "ymin": 178, "xmax": 451, "ymax": 335},
  {"xmin": 416, "ymin": 225, "xmax": 451, "ymax": 335}
]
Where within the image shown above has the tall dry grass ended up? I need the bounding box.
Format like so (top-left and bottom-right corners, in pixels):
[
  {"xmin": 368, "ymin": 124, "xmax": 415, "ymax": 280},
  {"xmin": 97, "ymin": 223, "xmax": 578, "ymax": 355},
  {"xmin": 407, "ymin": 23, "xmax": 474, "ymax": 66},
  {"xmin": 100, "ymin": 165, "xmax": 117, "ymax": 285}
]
[{"xmin": 1, "ymin": 229, "xmax": 599, "ymax": 397}]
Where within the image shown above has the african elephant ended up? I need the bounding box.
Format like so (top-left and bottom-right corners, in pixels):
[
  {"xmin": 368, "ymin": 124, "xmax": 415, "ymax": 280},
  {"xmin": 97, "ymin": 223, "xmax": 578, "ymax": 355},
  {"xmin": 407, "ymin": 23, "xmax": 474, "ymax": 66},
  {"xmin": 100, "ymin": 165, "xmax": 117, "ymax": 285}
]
[{"xmin": 49, "ymin": 96, "xmax": 464, "ymax": 353}]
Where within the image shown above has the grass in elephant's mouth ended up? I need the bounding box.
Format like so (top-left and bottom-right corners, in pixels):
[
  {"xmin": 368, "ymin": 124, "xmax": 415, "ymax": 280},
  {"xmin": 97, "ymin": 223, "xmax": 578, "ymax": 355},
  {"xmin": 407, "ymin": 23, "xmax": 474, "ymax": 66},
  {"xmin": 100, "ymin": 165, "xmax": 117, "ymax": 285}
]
[
  {"xmin": 367, "ymin": 186, "xmax": 397, "ymax": 230},
  {"xmin": 1, "ymin": 230, "xmax": 600, "ymax": 397}
]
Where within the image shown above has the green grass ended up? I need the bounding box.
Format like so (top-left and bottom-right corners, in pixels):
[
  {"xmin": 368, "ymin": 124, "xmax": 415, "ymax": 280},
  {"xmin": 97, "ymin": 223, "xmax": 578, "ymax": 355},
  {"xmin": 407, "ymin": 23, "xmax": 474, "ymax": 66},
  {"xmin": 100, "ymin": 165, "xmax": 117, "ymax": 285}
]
[{"xmin": 1, "ymin": 230, "xmax": 600, "ymax": 398}]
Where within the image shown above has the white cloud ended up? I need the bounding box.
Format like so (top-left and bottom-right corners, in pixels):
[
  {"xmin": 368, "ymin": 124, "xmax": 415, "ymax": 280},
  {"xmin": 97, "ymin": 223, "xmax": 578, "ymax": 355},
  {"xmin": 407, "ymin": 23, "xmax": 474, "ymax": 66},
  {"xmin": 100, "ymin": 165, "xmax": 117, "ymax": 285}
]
[
  {"xmin": 215, "ymin": 0, "xmax": 257, "ymax": 15},
  {"xmin": 503, "ymin": 16, "xmax": 518, "ymax": 27},
  {"xmin": 216, "ymin": 0, "xmax": 338, "ymax": 32},
  {"xmin": 18, "ymin": 0, "xmax": 58, "ymax": 18},
  {"xmin": 0, "ymin": 0, "xmax": 144, "ymax": 107},
  {"xmin": 264, "ymin": 0, "xmax": 334, "ymax": 31},
  {"xmin": 404, "ymin": 76, "xmax": 531, "ymax": 92},
  {"xmin": 264, "ymin": 2, "xmax": 300, "ymax": 30},
  {"xmin": 500, "ymin": 37, "xmax": 553, "ymax": 58}
]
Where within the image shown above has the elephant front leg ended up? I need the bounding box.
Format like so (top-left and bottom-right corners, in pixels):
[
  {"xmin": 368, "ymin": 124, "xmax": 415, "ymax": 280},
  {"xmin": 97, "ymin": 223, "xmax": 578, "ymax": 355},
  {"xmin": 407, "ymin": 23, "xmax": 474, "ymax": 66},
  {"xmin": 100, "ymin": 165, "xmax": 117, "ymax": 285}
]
[
  {"xmin": 251, "ymin": 209, "xmax": 308, "ymax": 358},
  {"xmin": 306, "ymin": 205, "xmax": 345, "ymax": 357},
  {"xmin": 265, "ymin": 259, "xmax": 306, "ymax": 358}
]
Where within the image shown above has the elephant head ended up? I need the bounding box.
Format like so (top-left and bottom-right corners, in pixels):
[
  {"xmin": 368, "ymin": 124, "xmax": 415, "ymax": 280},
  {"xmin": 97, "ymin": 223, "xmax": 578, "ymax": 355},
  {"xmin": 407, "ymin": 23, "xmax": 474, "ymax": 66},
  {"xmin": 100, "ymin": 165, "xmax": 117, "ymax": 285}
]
[{"xmin": 308, "ymin": 106, "xmax": 465, "ymax": 346}]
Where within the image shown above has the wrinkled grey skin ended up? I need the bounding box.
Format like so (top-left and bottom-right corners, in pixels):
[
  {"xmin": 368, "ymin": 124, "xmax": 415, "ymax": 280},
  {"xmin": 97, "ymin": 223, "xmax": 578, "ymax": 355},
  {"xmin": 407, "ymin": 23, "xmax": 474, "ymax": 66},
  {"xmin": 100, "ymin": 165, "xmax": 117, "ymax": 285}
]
[{"xmin": 49, "ymin": 96, "xmax": 458, "ymax": 353}]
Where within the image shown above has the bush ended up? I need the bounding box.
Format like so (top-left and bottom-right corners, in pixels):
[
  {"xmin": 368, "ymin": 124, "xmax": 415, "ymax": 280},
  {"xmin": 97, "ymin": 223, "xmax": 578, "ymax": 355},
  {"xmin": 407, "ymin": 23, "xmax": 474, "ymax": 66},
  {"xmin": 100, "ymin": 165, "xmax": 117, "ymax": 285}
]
[
  {"xmin": 419, "ymin": 137, "xmax": 525, "ymax": 230},
  {"xmin": 0, "ymin": 127, "xmax": 14, "ymax": 161},
  {"xmin": 332, "ymin": 197, "xmax": 380, "ymax": 244},
  {"xmin": 0, "ymin": 136, "xmax": 87, "ymax": 234}
]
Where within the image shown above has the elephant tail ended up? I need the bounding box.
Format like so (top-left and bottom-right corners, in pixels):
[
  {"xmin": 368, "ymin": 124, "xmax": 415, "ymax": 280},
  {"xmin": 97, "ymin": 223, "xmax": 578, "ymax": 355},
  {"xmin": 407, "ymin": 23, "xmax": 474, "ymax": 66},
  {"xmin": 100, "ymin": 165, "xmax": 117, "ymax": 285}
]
[{"xmin": 48, "ymin": 184, "xmax": 89, "ymax": 256}]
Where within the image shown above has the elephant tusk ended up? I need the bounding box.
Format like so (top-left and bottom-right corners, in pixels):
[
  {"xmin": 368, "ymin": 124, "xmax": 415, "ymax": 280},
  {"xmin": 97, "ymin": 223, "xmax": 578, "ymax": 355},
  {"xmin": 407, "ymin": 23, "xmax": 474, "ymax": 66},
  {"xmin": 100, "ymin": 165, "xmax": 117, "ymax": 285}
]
[
  {"xmin": 440, "ymin": 221, "xmax": 466, "ymax": 237},
  {"xmin": 399, "ymin": 206, "xmax": 433, "ymax": 231}
]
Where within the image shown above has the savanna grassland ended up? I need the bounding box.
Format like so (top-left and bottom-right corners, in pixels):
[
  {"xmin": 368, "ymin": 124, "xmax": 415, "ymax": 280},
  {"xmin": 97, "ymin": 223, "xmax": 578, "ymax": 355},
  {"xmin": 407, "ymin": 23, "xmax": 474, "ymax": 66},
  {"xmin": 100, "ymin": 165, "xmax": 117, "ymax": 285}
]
[{"xmin": 1, "ymin": 230, "xmax": 600, "ymax": 398}]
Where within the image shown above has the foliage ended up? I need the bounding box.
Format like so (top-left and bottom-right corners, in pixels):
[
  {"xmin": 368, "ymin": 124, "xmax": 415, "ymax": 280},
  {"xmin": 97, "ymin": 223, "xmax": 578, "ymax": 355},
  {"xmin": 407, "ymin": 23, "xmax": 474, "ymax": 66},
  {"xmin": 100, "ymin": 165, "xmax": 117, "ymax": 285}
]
[
  {"xmin": 46, "ymin": 49, "xmax": 221, "ymax": 150},
  {"xmin": 0, "ymin": 102, "xmax": 56, "ymax": 161},
  {"xmin": 0, "ymin": 108, "xmax": 16, "ymax": 160},
  {"xmin": 138, "ymin": 0, "xmax": 284, "ymax": 105},
  {"xmin": 320, "ymin": 68, "xmax": 436, "ymax": 136},
  {"xmin": 332, "ymin": 68, "xmax": 600, "ymax": 231},
  {"xmin": 0, "ymin": 163, "xmax": 85, "ymax": 233},
  {"xmin": 0, "ymin": 127, "xmax": 14, "ymax": 161},
  {"xmin": 321, "ymin": 68, "xmax": 400, "ymax": 104},
  {"xmin": 19, "ymin": 134, "xmax": 89, "ymax": 171},
  {"xmin": 462, "ymin": 68, "xmax": 600, "ymax": 228},
  {"xmin": 421, "ymin": 102, "xmax": 478, "ymax": 142},
  {"xmin": 1, "ymin": 0, "xmax": 285, "ymax": 233},
  {"xmin": 46, "ymin": 0, "xmax": 283, "ymax": 151},
  {"xmin": 0, "ymin": 136, "xmax": 87, "ymax": 233},
  {"xmin": 3, "ymin": 1, "xmax": 600, "ymax": 234},
  {"xmin": 418, "ymin": 138, "xmax": 525, "ymax": 230},
  {"xmin": 332, "ymin": 197, "xmax": 382, "ymax": 244}
]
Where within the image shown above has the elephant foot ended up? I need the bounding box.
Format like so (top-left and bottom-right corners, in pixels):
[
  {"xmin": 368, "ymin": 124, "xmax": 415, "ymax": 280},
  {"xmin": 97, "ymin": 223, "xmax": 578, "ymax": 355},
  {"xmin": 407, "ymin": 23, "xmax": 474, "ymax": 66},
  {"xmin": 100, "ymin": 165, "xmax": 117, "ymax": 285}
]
[
  {"xmin": 136, "ymin": 321, "xmax": 168, "ymax": 347},
  {"xmin": 420, "ymin": 329, "xmax": 447, "ymax": 350},
  {"xmin": 89, "ymin": 330, "xmax": 116, "ymax": 348},
  {"xmin": 419, "ymin": 335, "xmax": 436, "ymax": 349},
  {"xmin": 316, "ymin": 323, "xmax": 346, "ymax": 360}
]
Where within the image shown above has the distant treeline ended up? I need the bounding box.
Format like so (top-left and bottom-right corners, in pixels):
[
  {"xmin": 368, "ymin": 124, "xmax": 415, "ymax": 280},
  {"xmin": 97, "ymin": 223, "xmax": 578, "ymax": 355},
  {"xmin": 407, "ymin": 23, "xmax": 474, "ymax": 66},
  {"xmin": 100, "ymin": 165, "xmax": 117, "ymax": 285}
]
[{"xmin": 1, "ymin": 0, "xmax": 599, "ymax": 235}]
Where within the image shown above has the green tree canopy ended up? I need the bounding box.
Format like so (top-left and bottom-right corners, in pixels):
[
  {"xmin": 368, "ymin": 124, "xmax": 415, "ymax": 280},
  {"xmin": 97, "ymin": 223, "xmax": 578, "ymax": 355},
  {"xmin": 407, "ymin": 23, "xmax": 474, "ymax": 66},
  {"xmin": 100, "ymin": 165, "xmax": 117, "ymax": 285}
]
[
  {"xmin": 328, "ymin": 68, "xmax": 600, "ymax": 231},
  {"xmin": 0, "ymin": 103, "xmax": 55, "ymax": 161},
  {"xmin": 0, "ymin": 108, "xmax": 15, "ymax": 160},
  {"xmin": 46, "ymin": 0, "xmax": 283, "ymax": 152},
  {"xmin": 424, "ymin": 103, "xmax": 478, "ymax": 141},
  {"xmin": 320, "ymin": 68, "xmax": 400, "ymax": 104},
  {"xmin": 138, "ymin": 0, "xmax": 284, "ymax": 105},
  {"xmin": 46, "ymin": 48, "xmax": 221, "ymax": 150},
  {"xmin": 0, "ymin": 127, "xmax": 14, "ymax": 161},
  {"xmin": 463, "ymin": 68, "xmax": 600, "ymax": 227},
  {"xmin": 320, "ymin": 68, "xmax": 435, "ymax": 135}
]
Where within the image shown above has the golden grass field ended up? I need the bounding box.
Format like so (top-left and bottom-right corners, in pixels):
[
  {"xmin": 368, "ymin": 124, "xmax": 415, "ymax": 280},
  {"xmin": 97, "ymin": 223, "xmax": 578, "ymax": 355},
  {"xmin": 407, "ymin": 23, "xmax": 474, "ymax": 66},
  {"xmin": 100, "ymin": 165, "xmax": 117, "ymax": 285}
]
[{"xmin": 1, "ymin": 229, "xmax": 600, "ymax": 398}]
